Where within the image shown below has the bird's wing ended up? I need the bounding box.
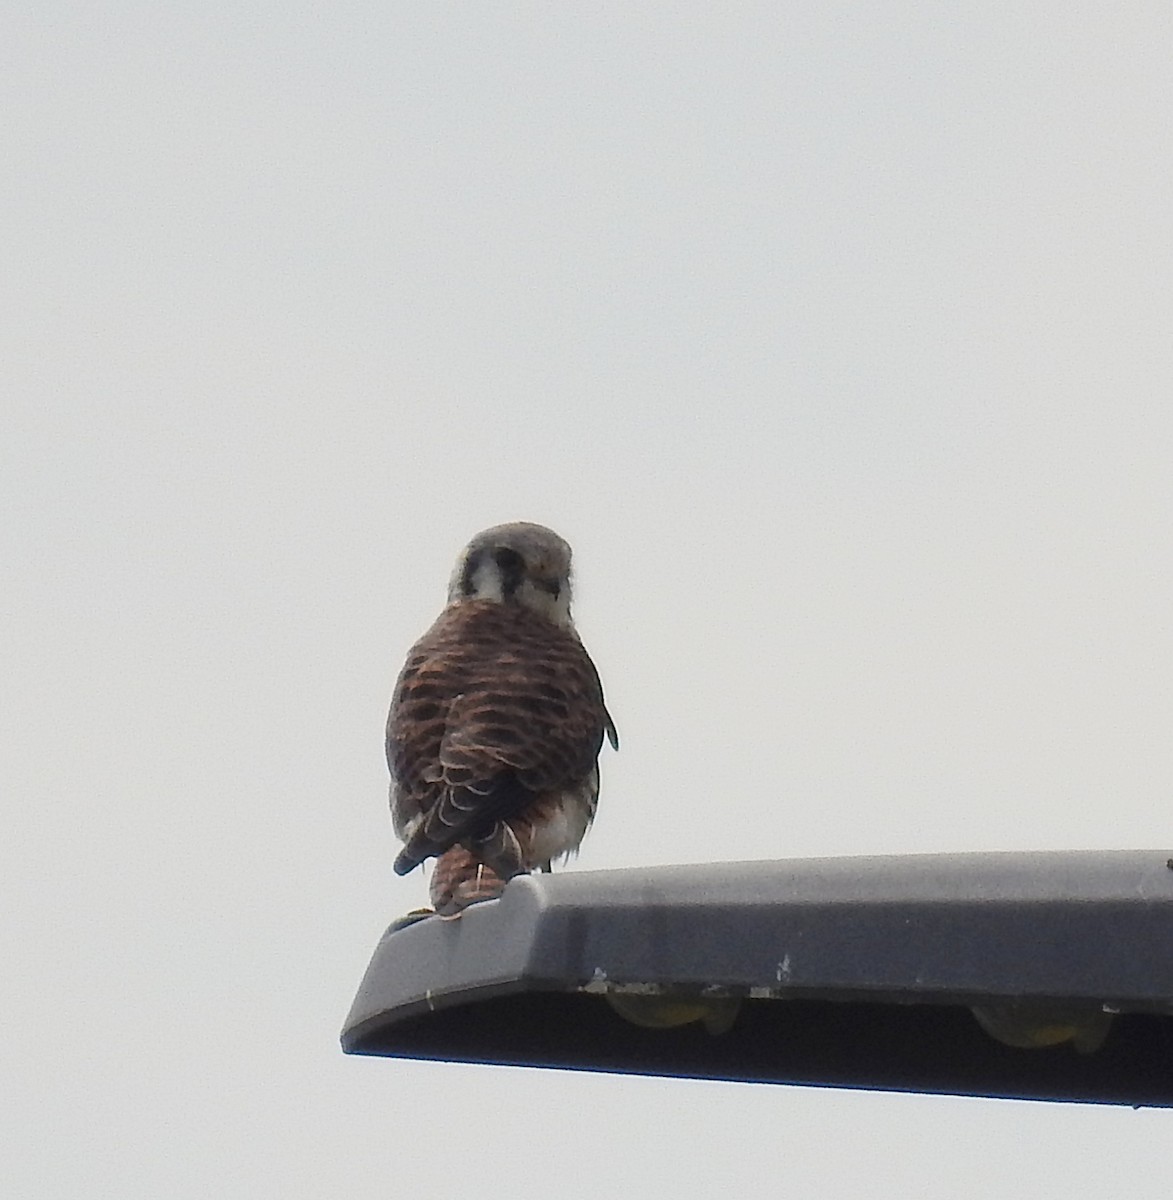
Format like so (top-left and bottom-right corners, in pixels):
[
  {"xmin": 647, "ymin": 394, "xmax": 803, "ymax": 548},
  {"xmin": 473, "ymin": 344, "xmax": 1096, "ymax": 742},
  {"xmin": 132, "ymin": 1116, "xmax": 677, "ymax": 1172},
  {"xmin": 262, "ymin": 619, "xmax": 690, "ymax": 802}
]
[{"xmin": 389, "ymin": 602, "xmax": 612, "ymax": 875}]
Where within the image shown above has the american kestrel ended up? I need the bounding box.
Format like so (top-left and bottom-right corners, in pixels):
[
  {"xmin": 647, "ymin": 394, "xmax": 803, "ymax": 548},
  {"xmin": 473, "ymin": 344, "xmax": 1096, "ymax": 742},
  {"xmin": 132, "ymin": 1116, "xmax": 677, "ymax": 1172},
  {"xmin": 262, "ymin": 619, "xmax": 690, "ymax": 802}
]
[{"xmin": 386, "ymin": 522, "xmax": 617, "ymax": 917}]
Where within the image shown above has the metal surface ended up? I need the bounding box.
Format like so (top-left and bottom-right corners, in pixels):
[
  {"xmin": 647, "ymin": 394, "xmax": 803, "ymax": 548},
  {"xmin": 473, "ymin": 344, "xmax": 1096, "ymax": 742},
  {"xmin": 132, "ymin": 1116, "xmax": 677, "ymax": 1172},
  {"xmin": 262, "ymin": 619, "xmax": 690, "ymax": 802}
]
[{"xmin": 342, "ymin": 851, "xmax": 1173, "ymax": 1105}]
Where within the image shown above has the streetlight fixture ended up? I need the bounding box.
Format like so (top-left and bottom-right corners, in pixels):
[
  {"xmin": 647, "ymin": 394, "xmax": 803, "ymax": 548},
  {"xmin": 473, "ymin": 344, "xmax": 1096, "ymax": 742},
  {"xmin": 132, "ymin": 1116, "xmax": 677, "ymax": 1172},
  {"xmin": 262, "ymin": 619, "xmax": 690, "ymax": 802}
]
[{"xmin": 342, "ymin": 850, "xmax": 1173, "ymax": 1106}]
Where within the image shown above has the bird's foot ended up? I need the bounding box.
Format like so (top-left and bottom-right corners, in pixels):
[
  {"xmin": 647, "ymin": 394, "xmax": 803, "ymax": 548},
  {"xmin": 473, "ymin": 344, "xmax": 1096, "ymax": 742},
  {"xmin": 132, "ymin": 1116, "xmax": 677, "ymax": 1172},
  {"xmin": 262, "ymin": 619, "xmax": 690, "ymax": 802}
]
[{"xmin": 387, "ymin": 907, "xmax": 436, "ymax": 932}]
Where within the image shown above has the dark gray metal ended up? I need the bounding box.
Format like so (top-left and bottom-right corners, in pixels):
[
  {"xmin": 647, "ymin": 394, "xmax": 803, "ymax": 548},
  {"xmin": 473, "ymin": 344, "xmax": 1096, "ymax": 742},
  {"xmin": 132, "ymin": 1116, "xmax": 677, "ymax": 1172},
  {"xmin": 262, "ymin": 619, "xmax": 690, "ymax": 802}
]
[{"xmin": 342, "ymin": 851, "xmax": 1173, "ymax": 1105}]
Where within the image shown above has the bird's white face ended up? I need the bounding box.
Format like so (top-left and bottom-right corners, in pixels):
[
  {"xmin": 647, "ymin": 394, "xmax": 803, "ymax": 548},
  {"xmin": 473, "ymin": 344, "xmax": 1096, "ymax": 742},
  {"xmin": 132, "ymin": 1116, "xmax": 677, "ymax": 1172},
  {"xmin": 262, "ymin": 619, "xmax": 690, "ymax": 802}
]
[{"xmin": 446, "ymin": 522, "xmax": 575, "ymax": 628}]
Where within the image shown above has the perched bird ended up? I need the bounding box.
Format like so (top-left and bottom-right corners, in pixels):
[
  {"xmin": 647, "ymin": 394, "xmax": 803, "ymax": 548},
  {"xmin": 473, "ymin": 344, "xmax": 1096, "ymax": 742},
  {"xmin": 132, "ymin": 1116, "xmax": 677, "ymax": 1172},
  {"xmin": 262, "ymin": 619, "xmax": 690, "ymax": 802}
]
[{"xmin": 386, "ymin": 522, "xmax": 617, "ymax": 917}]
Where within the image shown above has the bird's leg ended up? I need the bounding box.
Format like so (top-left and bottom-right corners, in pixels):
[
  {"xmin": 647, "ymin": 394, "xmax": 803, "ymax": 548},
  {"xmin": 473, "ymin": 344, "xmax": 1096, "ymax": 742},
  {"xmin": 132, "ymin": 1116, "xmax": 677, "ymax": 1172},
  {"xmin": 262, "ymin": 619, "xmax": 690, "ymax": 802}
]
[{"xmin": 431, "ymin": 844, "xmax": 509, "ymax": 915}]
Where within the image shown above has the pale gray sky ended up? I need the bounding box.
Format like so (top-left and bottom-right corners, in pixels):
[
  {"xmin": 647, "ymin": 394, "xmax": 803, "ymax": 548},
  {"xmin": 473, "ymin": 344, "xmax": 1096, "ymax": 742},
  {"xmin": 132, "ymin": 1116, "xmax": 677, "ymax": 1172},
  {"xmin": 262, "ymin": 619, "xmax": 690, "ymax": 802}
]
[{"xmin": 4, "ymin": 3, "xmax": 1172, "ymax": 1195}]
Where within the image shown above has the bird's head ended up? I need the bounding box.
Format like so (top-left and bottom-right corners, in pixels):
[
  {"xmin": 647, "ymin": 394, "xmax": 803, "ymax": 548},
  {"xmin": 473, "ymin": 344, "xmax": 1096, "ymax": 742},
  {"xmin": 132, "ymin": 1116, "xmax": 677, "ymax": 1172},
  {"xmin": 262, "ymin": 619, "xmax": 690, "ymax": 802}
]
[{"xmin": 447, "ymin": 522, "xmax": 575, "ymax": 627}]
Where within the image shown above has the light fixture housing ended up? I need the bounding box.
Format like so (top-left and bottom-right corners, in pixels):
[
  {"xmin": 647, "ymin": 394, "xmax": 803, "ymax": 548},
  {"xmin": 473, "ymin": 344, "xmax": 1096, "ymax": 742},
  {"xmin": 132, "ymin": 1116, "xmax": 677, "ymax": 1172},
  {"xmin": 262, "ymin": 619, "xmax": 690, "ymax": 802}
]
[{"xmin": 341, "ymin": 851, "xmax": 1173, "ymax": 1106}]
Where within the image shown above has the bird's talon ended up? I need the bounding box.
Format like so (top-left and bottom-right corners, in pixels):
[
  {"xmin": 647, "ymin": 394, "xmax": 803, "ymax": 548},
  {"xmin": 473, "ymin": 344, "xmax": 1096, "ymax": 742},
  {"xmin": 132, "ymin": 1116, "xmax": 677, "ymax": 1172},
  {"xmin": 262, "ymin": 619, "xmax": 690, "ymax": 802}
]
[{"xmin": 387, "ymin": 907, "xmax": 436, "ymax": 932}]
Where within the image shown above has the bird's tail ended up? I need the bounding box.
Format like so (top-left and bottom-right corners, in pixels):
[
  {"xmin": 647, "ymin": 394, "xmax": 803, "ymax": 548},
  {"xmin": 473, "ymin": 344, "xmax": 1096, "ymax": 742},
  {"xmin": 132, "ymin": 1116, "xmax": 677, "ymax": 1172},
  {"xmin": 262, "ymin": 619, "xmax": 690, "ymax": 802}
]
[{"xmin": 393, "ymin": 774, "xmax": 528, "ymax": 876}]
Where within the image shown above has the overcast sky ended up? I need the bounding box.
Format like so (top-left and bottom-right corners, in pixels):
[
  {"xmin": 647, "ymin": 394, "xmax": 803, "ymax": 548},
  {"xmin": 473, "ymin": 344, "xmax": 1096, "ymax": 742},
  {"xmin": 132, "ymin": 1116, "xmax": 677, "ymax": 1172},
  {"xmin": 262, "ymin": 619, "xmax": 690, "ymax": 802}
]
[{"xmin": 4, "ymin": 3, "xmax": 1172, "ymax": 1195}]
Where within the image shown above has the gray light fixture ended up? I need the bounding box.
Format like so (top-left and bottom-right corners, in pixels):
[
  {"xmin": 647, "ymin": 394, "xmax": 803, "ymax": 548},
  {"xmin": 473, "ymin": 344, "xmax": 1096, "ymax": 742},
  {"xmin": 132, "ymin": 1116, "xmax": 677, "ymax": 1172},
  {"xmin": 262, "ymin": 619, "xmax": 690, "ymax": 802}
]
[{"xmin": 342, "ymin": 851, "xmax": 1173, "ymax": 1106}]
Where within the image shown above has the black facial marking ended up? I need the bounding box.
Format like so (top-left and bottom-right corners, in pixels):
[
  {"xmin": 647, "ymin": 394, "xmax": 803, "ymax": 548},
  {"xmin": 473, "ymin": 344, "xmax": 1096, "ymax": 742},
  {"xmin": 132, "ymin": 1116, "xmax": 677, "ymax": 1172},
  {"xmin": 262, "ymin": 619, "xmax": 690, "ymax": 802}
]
[
  {"xmin": 493, "ymin": 546, "xmax": 525, "ymax": 597},
  {"xmin": 459, "ymin": 548, "xmax": 484, "ymax": 596}
]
